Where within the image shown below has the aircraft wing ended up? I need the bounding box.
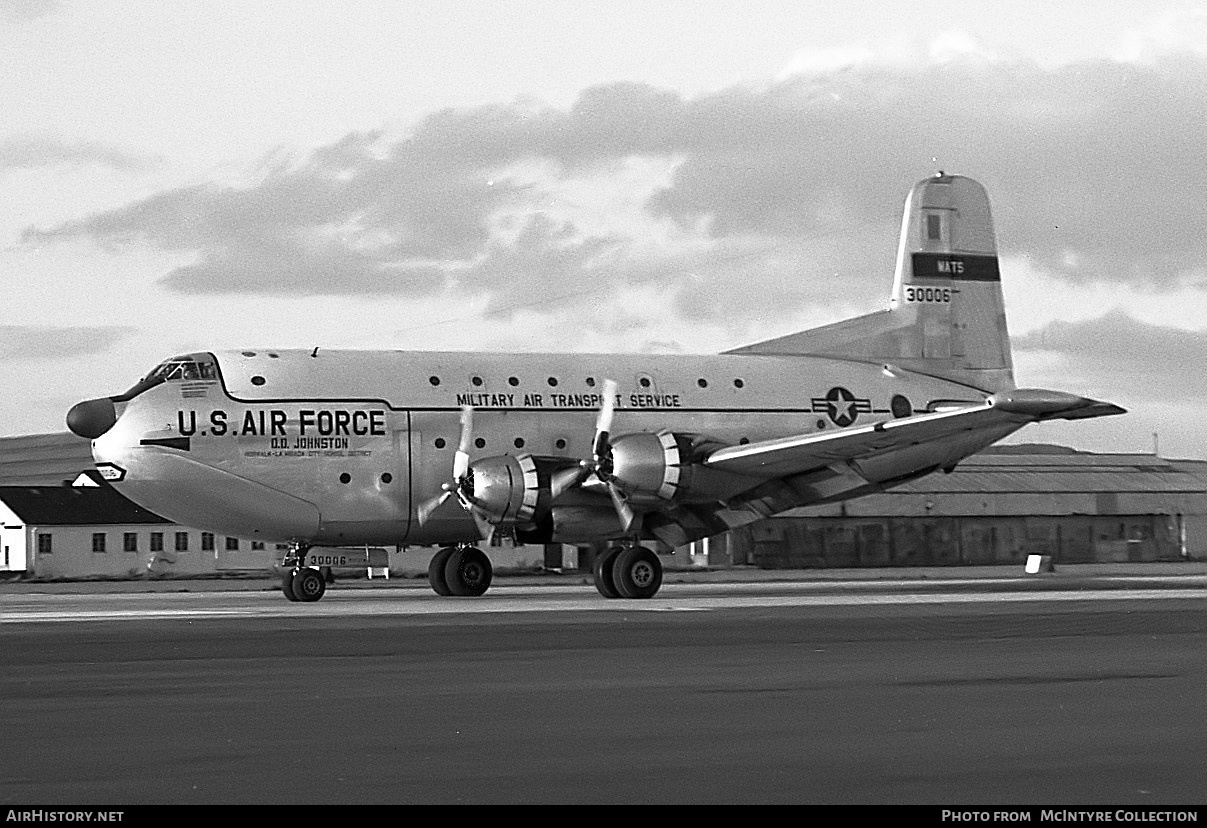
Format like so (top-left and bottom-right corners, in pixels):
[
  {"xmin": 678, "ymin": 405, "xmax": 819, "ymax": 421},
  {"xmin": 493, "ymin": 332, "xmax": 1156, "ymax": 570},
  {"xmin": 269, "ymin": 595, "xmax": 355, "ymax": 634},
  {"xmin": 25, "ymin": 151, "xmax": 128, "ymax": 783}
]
[{"xmin": 703, "ymin": 388, "xmax": 1125, "ymax": 480}]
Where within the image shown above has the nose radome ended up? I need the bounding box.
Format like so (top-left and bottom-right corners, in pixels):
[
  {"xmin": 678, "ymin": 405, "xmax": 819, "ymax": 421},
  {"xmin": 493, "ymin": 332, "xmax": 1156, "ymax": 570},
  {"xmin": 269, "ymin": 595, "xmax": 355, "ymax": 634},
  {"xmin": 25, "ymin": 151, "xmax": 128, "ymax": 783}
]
[{"xmin": 66, "ymin": 397, "xmax": 117, "ymax": 439}]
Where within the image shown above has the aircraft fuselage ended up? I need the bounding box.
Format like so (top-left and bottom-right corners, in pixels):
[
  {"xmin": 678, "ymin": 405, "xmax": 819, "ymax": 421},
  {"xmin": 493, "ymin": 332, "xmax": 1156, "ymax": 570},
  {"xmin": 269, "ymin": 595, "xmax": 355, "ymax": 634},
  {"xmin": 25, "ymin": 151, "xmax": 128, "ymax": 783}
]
[{"xmin": 88, "ymin": 348, "xmax": 989, "ymax": 548}]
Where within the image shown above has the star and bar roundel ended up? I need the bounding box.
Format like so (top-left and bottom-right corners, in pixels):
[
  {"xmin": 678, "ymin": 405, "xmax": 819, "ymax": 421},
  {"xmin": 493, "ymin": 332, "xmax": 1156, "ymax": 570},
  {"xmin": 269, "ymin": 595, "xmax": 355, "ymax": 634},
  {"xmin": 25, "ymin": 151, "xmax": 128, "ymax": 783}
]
[{"xmin": 811, "ymin": 386, "xmax": 872, "ymax": 427}]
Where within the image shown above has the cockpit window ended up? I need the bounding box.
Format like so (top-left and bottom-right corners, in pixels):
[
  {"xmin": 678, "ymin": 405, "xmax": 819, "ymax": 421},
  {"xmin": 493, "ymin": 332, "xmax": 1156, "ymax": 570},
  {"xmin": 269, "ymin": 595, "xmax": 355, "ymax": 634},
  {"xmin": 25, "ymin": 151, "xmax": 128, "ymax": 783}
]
[
  {"xmin": 150, "ymin": 358, "xmax": 218, "ymax": 382},
  {"xmin": 112, "ymin": 353, "xmax": 220, "ymax": 402}
]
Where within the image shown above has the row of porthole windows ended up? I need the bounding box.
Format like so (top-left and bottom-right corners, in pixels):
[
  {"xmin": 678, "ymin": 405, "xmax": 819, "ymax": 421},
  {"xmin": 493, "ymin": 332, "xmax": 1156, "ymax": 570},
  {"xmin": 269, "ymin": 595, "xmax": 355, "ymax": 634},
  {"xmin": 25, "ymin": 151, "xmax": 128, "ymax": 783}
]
[
  {"xmin": 428, "ymin": 375, "xmax": 745, "ymax": 389},
  {"xmin": 248, "ymin": 373, "xmax": 749, "ymax": 390}
]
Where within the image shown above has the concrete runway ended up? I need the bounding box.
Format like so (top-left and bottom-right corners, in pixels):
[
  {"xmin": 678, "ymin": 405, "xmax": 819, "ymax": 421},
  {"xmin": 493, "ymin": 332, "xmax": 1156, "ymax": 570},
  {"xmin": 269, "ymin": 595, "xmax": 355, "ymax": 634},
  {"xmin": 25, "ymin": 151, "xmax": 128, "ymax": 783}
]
[{"xmin": 2, "ymin": 565, "xmax": 1205, "ymax": 805}]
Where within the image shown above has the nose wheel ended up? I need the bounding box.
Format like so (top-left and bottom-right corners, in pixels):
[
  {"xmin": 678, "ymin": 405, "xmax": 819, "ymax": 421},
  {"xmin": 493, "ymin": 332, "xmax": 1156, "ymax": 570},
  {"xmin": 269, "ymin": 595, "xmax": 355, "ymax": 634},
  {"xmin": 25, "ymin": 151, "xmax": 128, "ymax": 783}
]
[{"xmin": 279, "ymin": 544, "xmax": 327, "ymax": 603}]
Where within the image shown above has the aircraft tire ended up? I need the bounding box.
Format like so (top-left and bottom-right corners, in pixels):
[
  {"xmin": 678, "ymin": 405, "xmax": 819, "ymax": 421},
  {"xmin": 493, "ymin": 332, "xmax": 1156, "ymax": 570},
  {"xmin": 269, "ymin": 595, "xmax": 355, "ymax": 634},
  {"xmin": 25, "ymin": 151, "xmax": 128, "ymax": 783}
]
[
  {"xmin": 592, "ymin": 546, "xmax": 622, "ymax": 599},
  {"xmin": 444, "ymin": 546, "xmax": 492, "ymax": 597},
  {"xmin": 428, "ymin": 546, "xmax": 456, "ymax": 596},
  {"xmin": 291, "ymin": 567, "xmax": 327, "ymax": 602},
  {"xmin": 281, "ymin": 570, "xmax": 300, "ymax": 602},
  {"xmin": 613, "ymin": 546, "xmax": 662, "ymax": 599}
]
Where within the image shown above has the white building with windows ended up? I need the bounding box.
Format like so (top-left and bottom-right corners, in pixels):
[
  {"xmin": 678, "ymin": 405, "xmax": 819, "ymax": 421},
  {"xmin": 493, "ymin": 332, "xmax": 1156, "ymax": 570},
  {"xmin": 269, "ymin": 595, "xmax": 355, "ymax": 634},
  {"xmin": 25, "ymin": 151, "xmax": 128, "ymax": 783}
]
[{"xmin": 0, "ymin": 476, "xmax": 274, "ymax": 578}]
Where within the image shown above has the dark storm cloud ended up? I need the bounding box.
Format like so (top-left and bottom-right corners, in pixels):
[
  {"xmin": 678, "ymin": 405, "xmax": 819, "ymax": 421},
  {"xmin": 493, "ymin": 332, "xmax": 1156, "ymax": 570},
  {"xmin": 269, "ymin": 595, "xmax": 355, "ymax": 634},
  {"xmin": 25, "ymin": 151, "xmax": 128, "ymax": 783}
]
[
  {"xmin": 0, "ymin": 325, "xmax": 134, "ymax": 360},
  {"xmin": 0, "ymin": 135, "xmax": 152, "ymax": 171},
  {"xmin": 20, "ymin": 54, "xmax": 1207, "ymax": 317}
]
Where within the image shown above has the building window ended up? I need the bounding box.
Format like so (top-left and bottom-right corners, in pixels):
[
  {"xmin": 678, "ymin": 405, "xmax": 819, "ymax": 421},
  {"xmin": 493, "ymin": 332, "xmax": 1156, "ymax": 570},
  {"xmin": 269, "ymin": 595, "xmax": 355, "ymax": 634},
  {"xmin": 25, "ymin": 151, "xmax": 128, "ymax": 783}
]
[
  {"xmin": 37, "ymin": 534, "xmax": 52, "ymax": 555},
  {"xmin": 252, "ymin": 542, "xmax": 265, "ymax": 550},
  {"xmin": 123, "ymin": 533, "xmax": 138, "ymax": 552},
  {"xmin": 201, "ymin": 532, "xmax": 214, "ymax": 551},
  {"xmin": 225, "ymin": 537, "xmax": 240, "ymax": 551},
  {"xmin": 150, "ymin": 532, "xmax": 163, "ymax": 552},
  {"xmin": 92, "ymin": 533, "xmax": 106, "ymax": 553},
  {"xmin": 175, "ymin": 532, "xmax": 189, "ymax": 552}
]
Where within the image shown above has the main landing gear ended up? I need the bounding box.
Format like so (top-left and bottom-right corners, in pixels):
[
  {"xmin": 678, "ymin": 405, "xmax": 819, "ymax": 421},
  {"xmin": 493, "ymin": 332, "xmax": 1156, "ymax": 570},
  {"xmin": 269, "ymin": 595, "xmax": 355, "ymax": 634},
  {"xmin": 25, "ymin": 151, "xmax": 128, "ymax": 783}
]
[
  {"xmin": 593, "ymin": 543, "xmax": 663, "ymax": 599},
  {"xmin": 427, "ymin": 544, "xmax": 493, "ymax": 596},
  {"xmin": 280, "ymin": 543, "xmax": 327, "ymax": 603}
]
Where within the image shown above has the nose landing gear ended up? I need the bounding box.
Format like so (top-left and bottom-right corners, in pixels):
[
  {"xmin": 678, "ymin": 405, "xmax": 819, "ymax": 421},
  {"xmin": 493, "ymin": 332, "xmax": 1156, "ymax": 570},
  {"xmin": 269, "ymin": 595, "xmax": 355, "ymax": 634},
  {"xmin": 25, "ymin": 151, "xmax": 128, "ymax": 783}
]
[{"xmin": 280, "ymin": 543, "xmax": 327, "ymax": 603}]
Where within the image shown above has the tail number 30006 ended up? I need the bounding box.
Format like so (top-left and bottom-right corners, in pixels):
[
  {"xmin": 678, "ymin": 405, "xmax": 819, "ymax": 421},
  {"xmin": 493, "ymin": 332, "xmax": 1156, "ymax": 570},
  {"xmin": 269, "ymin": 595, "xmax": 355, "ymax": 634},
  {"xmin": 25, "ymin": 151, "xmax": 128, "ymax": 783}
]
[{"xmin": 903, "ymin": 285, "xmax": 952, "ymax": 304}]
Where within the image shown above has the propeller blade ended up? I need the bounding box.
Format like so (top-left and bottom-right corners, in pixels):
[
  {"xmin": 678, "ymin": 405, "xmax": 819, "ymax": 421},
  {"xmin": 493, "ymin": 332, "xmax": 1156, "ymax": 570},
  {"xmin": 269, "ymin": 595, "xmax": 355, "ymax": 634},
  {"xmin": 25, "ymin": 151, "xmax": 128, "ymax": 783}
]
[
  {"xmin": 593, "ymin": 379, "xmax": 617, "ymax": 463},
  {"xmin": 607, "ymin": 483, "xmax": 638, "ymax": 532},
  {"xmin": 549, "ymin": 463, "xmax": 592, "ymax": 500},
  {"xmin": 453, "ymin": 406, "xmax": 473, "ymax": 481},
  {"xmin": 417, "ymin": 488, "xmax": 452, "ymax": 525}
]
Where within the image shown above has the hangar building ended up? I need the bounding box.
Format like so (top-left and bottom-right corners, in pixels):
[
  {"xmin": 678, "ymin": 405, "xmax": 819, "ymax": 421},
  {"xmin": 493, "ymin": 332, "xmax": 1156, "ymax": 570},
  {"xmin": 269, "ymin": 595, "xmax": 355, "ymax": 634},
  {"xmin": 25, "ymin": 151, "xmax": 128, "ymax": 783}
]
[{"xmin": 1, "ymin": 433, "xmax": 1205, "ymax": 578}]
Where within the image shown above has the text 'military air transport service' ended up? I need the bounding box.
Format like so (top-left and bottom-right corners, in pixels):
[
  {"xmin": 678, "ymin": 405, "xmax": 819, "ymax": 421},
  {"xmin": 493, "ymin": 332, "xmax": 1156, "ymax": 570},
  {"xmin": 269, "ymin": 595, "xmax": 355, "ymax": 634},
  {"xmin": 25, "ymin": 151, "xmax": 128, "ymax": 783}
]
[{"xmin": 66, "ymin": 173, "xmax": 1125, "ymax": 603}]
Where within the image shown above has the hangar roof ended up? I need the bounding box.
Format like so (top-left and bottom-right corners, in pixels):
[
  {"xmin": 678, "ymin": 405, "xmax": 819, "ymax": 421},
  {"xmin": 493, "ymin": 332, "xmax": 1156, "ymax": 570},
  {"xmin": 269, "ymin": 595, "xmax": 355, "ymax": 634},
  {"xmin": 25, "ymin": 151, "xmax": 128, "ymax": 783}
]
[
  {"xmin": 0, "ymin": 485, "xmax": 170, "ymax": 526},
  {"xmin": 0, "ymin": 432, "xmax": 94, "ymax": 486},
  {"xmin": 894, "ymin": 452, "xmax": 1205, "ymax": 495}
]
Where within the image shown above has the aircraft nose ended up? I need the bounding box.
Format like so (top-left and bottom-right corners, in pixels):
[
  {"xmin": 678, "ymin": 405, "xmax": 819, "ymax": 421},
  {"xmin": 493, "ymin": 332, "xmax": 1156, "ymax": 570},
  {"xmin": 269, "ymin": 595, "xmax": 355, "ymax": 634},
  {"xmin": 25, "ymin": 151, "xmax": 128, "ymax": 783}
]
[{"xmin": 66, "ymin": 397, "xmax": 117, "ymax": 439}]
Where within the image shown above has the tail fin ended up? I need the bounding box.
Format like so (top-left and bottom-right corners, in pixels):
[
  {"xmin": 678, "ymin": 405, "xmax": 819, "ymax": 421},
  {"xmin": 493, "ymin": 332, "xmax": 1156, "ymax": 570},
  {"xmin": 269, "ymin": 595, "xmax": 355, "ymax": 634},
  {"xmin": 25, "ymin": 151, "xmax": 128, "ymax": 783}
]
[{"xmin": 726, "ymin": 173, "xmax": 1015, "ymax": 393}]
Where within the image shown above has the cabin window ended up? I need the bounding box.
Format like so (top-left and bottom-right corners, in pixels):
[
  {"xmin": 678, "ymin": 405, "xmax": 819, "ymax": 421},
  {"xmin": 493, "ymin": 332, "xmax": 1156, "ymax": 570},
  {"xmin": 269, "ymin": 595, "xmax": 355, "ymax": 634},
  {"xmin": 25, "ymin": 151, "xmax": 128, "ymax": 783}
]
[
  {"xmin": 891, "ymin": 394, "xmax": 913, "ymax": 418},
  {"xmin": 698, "ymin": 378, "xmax": 708, "ymax": 388},
  {"xmin": 37, "ymin": 534, "xmax": 52, "ymax": 555},
  {"xmin": 123, "ymin": 533, "xmax": 138, "ymax": 552},
  {"xmin": 734, "ymin": 378, "xmax": 745, "ymax": 388},
  {"xmin": 586, "ymin": 377, "xmax": 596, "ymax": 387},
  {"xmin": 508, "ymin": 377, "xmax": 519, "ymax": 387},
  {"xmin": 92, "ymin": 533, "xmax": 106, "ymax": 553},
  {"xmin": 429, "ymin": 376, "xmax": 440, "ymax": 386}
]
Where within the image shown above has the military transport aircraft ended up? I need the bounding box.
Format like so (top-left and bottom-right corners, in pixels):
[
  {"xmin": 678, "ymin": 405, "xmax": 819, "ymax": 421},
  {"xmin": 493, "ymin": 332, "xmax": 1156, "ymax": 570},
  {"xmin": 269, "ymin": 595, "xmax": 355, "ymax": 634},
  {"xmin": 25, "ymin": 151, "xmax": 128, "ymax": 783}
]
[{"xmin": 66, "ymin": 173, "xmax": 1123, "ymax": 602}]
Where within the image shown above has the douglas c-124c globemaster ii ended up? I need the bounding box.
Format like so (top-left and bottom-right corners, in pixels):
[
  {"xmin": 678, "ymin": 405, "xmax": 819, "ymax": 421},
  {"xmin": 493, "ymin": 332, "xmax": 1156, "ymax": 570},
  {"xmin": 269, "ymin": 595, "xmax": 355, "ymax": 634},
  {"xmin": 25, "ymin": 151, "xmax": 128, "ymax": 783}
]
[{"xmin": 66, "ymin": 173, "xmax": 1124, "ymax": 602}]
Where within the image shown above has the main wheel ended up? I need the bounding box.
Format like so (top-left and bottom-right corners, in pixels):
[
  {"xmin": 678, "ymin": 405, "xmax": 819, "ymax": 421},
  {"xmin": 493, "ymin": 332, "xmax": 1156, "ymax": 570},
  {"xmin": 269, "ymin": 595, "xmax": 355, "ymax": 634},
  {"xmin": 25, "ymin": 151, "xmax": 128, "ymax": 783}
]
[
  {"xmin": 291, "ymin": 567, "xmax": 327, "ymax": 602},
  {"xmin": 613, "ymin": 546, "xmax": 662, "ymax": 599},
  {"xmin": 592, "ymin": 546, "xmax": 622, "ymax": 598},
  {"xmin": 428, "ymin": 546, "xmax": 456, "ymax": 595},
  {"xmin": 444, "ymin": 547, "xmax": 492, "ymax": 596},
  {"xmin": 281, "ymin": 570, "xmax": 300, "ymax": 602}
]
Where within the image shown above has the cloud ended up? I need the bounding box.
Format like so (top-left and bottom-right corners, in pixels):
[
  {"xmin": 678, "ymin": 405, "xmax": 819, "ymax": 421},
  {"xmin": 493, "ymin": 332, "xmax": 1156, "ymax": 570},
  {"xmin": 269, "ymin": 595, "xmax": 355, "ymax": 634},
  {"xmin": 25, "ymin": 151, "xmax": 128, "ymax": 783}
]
[
  {"xmin": 0, "ymin": 325, "xmax": 135, "ymax": 360},
  {"xmin": 18, "ymin": 52, "xmax": 1207, "ymax": 339},
  {"xmin": 0, "ymin": 135, "xmax": 153, "ymax": 171},
  {"xmin": 1015, "ymin": 311, "xmax": 1207, "ymax": 399},
  {"xmin": 0, "ymin": 0, "xmax": 60, "ymax": 25}
]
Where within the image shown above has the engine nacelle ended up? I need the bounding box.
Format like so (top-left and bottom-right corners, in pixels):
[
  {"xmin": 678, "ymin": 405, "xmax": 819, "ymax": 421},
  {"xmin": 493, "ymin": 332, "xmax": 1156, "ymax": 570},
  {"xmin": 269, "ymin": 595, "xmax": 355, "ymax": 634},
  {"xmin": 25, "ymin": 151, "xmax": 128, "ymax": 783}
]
[
  {"xmin": 608, "ymin": 430, "xmax": 685, "ymax": 501},
  {"xmin": 463, "ymin": 453, "xmax": 540, "ymax": 524}
]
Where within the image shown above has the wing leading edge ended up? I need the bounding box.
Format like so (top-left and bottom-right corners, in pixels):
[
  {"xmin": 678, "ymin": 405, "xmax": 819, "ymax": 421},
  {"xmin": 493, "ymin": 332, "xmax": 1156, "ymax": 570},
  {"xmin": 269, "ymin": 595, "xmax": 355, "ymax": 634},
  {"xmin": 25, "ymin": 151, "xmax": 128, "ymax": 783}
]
[{"xmin": 703, "ymin": 388, "xmax": 1126, "ymax": 480}]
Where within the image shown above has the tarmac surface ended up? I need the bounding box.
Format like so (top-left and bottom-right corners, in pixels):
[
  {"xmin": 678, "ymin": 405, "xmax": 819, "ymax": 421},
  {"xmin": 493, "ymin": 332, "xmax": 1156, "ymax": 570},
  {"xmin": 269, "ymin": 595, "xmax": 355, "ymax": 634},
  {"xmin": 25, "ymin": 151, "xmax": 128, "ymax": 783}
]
[
  {"xmin": 5, "ymin": 560, "xmax": 1207, "ymax": 593},
  {"xmin": 2, "ymin": 561, "xmax": 1206, "ymax": 805}
]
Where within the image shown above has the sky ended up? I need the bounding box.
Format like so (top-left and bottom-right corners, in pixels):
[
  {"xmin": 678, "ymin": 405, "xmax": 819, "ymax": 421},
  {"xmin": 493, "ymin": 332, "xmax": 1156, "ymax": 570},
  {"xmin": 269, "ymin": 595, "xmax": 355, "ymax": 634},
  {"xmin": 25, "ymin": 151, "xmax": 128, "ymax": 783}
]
[{"xmin": 4, "ymin": 0, "xmax": 1207, "ymax": 458}]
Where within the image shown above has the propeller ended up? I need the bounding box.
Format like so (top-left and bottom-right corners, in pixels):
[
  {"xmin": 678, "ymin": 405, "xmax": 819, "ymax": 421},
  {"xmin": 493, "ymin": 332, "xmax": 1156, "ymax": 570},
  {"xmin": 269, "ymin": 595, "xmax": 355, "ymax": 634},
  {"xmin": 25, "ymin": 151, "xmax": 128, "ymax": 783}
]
[
  {"xmin": 417, "ymin": 406, "xmax": 474, "ymax": 525},
  {"xmin": 550, "ymin": 379, "xmax": 617, "ymax": 499},
  {"xmin": 548, "ymin": 379, "xmax": 638, "ymax": 532}
]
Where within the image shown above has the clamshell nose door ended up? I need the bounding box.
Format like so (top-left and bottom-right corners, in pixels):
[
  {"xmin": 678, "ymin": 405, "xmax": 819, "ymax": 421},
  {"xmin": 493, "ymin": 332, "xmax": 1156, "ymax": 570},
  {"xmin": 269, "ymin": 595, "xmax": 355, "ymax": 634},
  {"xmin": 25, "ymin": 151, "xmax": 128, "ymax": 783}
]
[{"xmin": 66, "ymin": 397, "xmax": 117, "ymax": 439}]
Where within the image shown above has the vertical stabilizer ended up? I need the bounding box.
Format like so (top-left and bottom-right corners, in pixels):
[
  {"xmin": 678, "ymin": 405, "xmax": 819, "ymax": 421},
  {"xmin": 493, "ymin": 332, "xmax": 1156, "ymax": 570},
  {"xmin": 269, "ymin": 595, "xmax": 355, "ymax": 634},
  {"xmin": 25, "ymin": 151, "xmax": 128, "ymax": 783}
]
[{"xmin": 727, "ymin": 173, "xmax": 1016, "ymax": 393}]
